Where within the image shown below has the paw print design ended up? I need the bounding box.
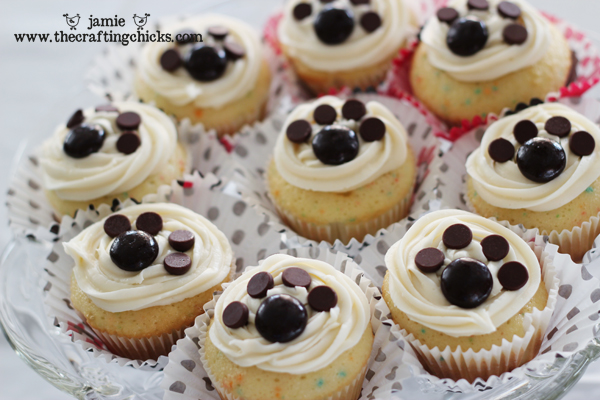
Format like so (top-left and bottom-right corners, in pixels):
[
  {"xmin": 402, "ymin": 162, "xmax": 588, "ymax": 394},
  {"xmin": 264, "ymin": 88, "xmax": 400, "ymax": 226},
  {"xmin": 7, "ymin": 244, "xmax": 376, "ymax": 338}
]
[{"xmin": 415, "ymin": 224, "xmax": 529, "ymax": 309}]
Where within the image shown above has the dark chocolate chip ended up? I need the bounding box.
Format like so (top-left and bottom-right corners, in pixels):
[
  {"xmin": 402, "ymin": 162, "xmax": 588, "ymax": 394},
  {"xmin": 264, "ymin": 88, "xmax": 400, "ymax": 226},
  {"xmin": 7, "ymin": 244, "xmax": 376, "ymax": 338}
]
[
  {"xmin": 207, "ymin": 25, "xmax": 229, "ymax": 40},
  {"xmin": 468, "ymin": 0, "xmax": 489, "ymax": 10},
  {"xmin": 515, "ymin": 102, "xmax": 528, "ymax": 112},
  {"xmin": 441, "ymin": 257, "xmax": 493, "ymax": 308},
  {"xmin": 176, "ymin": 29, "xmax": 196, "ymax": 44},
  {"xmin": 312, "ymin": 125, "xmax": 359, "ymax": 165},
  {"xmin": 116, "ymin": 112, "xmax": 141, "ymax": 131},
  {"xmin": 437, "ymin": 7, "xmax": 459, "ymax": 24},
  {"xmin": 184, "ymin": 44, "xmax": 228, "ymax": 82},
  {"xmin": 566, "ymin": 50, "xmax": 578, "ymax": 86},
  {"xmin": 116, "ymin": 132, "xmax": 140, "ymax": 155},
  {"xmin": 314, "ymin": 104, "xmax": 337, "ymax": 125},
  {"xmin": 481, "ymin": 235, "xmax": 510, "ymax": 261},
  {"xmin": 314, "ymin": 6, "xmax": 355, "ymax": 45},
  {"xmin": 498, "ymin": 261, "xmax": 529, "ymax": 290},
  {"xmin": 342, "ymin": 99, "xmax": 366, "ymax": 121},
  {"xmin": 168, "ymin": 230, "xmax": 195, "ymax": 252},
  {"xmin": 360, "ymin": 11, "xmax": 381, "ymax": 33},
  {"xmin": 308, "ymin": 285, "xmax": 338, "ymax": 311},
  {"xmin": 95, "ymin": 104, "xmax": 119, "ymax": 113},
  {"xmin": 545, "ymin": 116, "xmax": 572, "ymax": 137},
  {"xmin": 286, "ymin": 120, "xmax": 312, "ymax": 143},
  {"xmin": 503, "ymin": 23, "xmax": 528, "ymax": 45},
  {"xmin": 415, "ymin": 247, "xmax": 445, "ymax": 273},
  {"xmin": 514, "ymin": 120, "xmax": 538, "ymax": 144},
  {"xmin": 223, "ymin": 301, "xmax": 249, "ymax": 329},
  {"xmin": 164, "ymin": 253, "xmax": 192, "ymax": 275},
  {"xmin": 136, "ymin": 212, "xmax": 163, "ymax": 235},
  {"xmin": 67, "ymin": 109, "xmax": 84, "ymax": 128},
  {"xmin": 517, "ymin": 137, "xmax": 566, "ymax": 183},
  {"xmin": 569, "ymin": 131, "xmax": 595, "ymax": 156},
  {"xmin": 160, "ymin": 49, "xmax": 182, "ymax": 72},
  {"xmin": 110, "ymin": 230, "xmax": 159, "ymax": 272},
  {"xmin": 350, "ymin": 0, "xmax": 370, "ymax": 4},
  {"xmin": 488, "ymin": 138, "xmax": 515, "ymax": 163},
  {"xmin": 104, "ymin": 214, "xmax": 131, "ymax": 238},
  {"xmin": 224, "ymin": 42, "xmax": 246, "ymax": 61},
  {"xmin": 359, "ymin": 117, "xmax": 386, "ymax": 142},
  {"xmin": 447, "ymin": 18, "xmax": 488, "ymax": 57},
  {"xmin": 63, "ymin": 124, "xmax": 106, "ymax": 158},
  {"xmin": 498, "ymin": 1, "xmax": 521, "ymax": 19},
  {"xmin": 282, "ymin": 267, "xmax": 311, "ymax": 289},
  {"xmin": 255, "ymin": 294, "xmax": 307, "ymax": 342},
  {"xmin": 293, "ymin": 2, "xmax": 312, "ymax": 20},
  {"xmin": 247, "ymin": 271, "xmax": 275, "ymax": 299},
  {"xmin": 443, "ymin": 224, "xmax": 473, "ymax": 250},
  {"xmin": 530, "ymin": 98, "xmax": 544, "ymax": 106}
]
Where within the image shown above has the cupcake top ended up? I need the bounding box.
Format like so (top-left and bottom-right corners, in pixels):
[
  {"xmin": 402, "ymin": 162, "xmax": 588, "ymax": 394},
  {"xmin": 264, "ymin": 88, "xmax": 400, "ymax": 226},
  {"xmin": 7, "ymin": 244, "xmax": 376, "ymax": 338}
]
[
  {"xmin": 385, "ymin": 209, "xmax": 541, "ymax": 337},
  {"xmin": 278, "ymin": 0, "xmax": 413, "ymax": 71},
  {"xmin": 209, "ymin": 254, "xmax": 370, "ymax": 374},
  {"xmin": 39, "ymin": 102, "xmax": 179, "ymax": 202},
  {"xmin": 420, "ymin": 0, "xmax": 552, "ymax": 82},
  {"xmin": 273, "ymin": 96, "xmax": 409, "ymax": 192},
  {"xmin": 64, "ymin": 203, "xmax": 233, "ymax": 312},
  {"xmin": 466, "ymin": 103, "xmax": 600, "ymax": 212},
  {"xmin": 136, "ymin": 14, "xmax": 264, "ymax": 108}
]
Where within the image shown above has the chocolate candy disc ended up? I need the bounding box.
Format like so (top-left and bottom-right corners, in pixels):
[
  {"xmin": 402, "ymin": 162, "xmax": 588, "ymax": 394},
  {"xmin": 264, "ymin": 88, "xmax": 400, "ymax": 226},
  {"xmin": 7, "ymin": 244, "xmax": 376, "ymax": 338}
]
[
  {"xmin": 164, "ymin": 253, "xmax": 192, "ymax": 275},
  {"xmin": 207, "ymin": 25, "xmax": 229, "ymax": 40},
  {"xmin": 66, "ymin": 109, "xmax": 84, "ymax": 128},
  {"xmin": 104, "ymin": 214, "xmax": 131, "ymax": 238},
  {"xmin": 293, "ymin": 2, "xmax": 312, "ymax": 20},
  {"xmin": 308, "ymin": 286, "xmax": 338, "ymax": 312},
  {"xmin": 116, "ymin": 132, "xmax": 141, "ymax": 155},
  {"xmin": 314, "ymin": 104, "xmax": 337, "ymax": 125},
  {"xmin": 168, "ymin": 230, "xmax": 195, "ymax": 252},
  {"xmin": 569, "ymin": 131, "xmax": 596, "ymax": 156},
  {"xmin": 116, "ymin": 112, "xmax": 141, "ymax": 131},
  {"xmin": 481, "ymin": 235, "xmax": 510, "ymax": 261},
  {"xmin": 312, "ymin": 125, "xmax": 360, "ymax": 165},
  {"xmin": 247, "ymin": 271, "xmax": 275, "ymax": 299},
  {"xmin": 95, "ymin": 104, "xmax": 119, "ymax": 113},
  {"xmin": 503, "ymin": 24, "xmax": 528, "ymax": 45},
  {"xmin": 314, "ymin": 6, "xmax": 355, "ymax": 45},
  {"xmin": 184, "ymin": 44, "xmax": 228, "ymax": 82},
  {"xmin": 517, "ymin": 137, "xmax": 566, "ymax": 183},
  {"xmin": 498, "ymin": 1, "xmax": 521, "ymax": 19},
  {"xmin": 255, "ymin": 294, "xmax": 308, "ymax": 342},
  {"xmin": 447, "ymin": 18, "xmax": 488, "ymax": 57},
  {"xmin": 282, "ymin": 267, "xmax": 312, "ymax": 289},
  {"xmin": 63, "ymin": 124, "xmax": 106, "ymax": 159},
  {"xmin": 110, "ymin": 230, "xmax": 159, "ymax": 272},
  {"xmin": 223, "ymin": 301, "xmax": 249, "ymax": 329},
  {"xmin": 545, "ymin": 116, "xmax": 572, "ymax": 137},
  {"xmin": 359, "ymin": 117, "xmax": 386, "ymax": 142},
  {"xmin": 224, "ymin": 42, "xmax": 246, "ymax": 61},
  {"xmin": 342, "ymin": 99, "xmax": 366, "ymax": 121},
  {"xmin": 437, "ymin": 7, "xmax": 459, "ymax": 24},
  {"xmin": 136, "ymin": 212, "xmax": 163, "ymax": 235},
  {"xmin": 498, "ymin": 261, "xmax": 529, "ymax": 290},
  {"xmin": 488, "ymin": 138, "xmax": 515, "ymax": 163},
  {"xmin": 286, "ymin": 120, "xmax": 312, "ymax": 143},
  {"xmin": 160, "ymin": 49, "xmax": 182, "ymax": 72},
  {"xmin": 442, "ymin": 224, "xmax": 473, "ymax": 250},
  {"xmin": 350, "ymin": 0, "xmax": 370, "ymax": 4},
  {"xmin": 415, "ymin": 247, "xmax": 445, "ymax": 273},
  {"xmin": 467, "ymin": 0, "xmax": 489, "ymax": 11},
  {"xmin": 514, "ymin": 120, "xmax": 538, "ymax": 144},
  {"xmin": 360, "ymin": 11, "xmax": 381, "ymax": 33},
  {"xmin": 441, "ymin": 257, "xmax": 493, "ymax": 308}
]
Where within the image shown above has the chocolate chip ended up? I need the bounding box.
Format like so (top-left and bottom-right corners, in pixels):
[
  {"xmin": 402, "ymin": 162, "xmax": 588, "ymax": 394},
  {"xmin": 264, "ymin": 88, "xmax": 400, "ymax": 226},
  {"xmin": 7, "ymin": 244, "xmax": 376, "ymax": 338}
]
[
  {"xmin": 110, "ymin": 230, "xmax": 159, "ymax": 272},
  {"xmin": 286, "ymin": 120, "xmax": 312, "ymax": 143},
  {"xmin": 293, "ymin": 3, "xmax": 312, "ymax": 20},
  {"xmin": 116, "ymin": 112, "xmax": 141, "ymax": 131},
  {"xmin": 176, "ymin": 29, "xmax": 196, "ymax": 44},
  {"xmin": 224, "ymin": 42, "xmax": 246, "ymax": 61},
  {"xmin": 443, "ymin": 224, "xmax": 473, "ymax": 249},
  {"xmin": 415, "ymin": 247, "xmax": 445, "ymax": 273},
  {"xmin": 514, "ymin": 120, "xmax": 538, "ymax": 144},
  {"xmin": 282, "ymin": 267, "xmax": 311, "ymax": 289},
  {"xmin": 360, "ymin": 11, "xmax": 381, "ymax": 33},
  {"xmin": 437, "ymin": 7, "xmax": 459, "ymax": 24},
  {"xmin": 530, "ymin": 98, "xmax": 544, "ymax": 106},
  {"xmin": 342, "ymin": 99, "xmax": 366, "ymax": 121},
  {"xmin": 481, "ymin": 235, "xmax": 510, "ymax": 261},
  {"xmin": 63, "ymin": 124, "xmax": 106, "ymax": 159},
  {"xmin": 569, "ymin": 131, "xmax": 595, "ymax": 156},
  {"xmin": 441, "ymin": 258, "xmax": 493, "ymax": 308},
  {"xmin": 160, "ymin": 49, "xmax": 182, "ymax": 72},
  {"xmin": 517, "ymin": 137, "xmax": 566, "ymax": 183},
  {"xmin": 498, "ymin": 1, "xmax": 521, "ymax": 19},
  {"xmin": 498, "ymin": 261, "xmax": 529, "ymax": 290},
  {"xmin": 104, "ymin": 214, "xmax": 131, "ymax": 238},
  {"xmin": 314, "ymin": 6, "xmax": 355, "ymax": 45},
  {"xmin": 312, "ymin": 126, "xmax": 359, "ymax": 165},
  {"xmin": 164, "ymin": 253, "xmax": 192, "ymax": 275},
  {"xmin": 308, "ymin": 286, "xmax": 338, "ymax": 311},
  {"xmin": 116, "ymin": 132, "xmax": 140, "ymax": 155},
  {"xmin": 136, "ymin": 212, "xmax": 163, "ymax": 235},
  {"xmin": 184, "ymin": 44, "xmax": 227, "ymax": 82},
  {"xmin": 255, "ymin": 294, "xmax": 307, "ymax": 342},
  {"xmin": 247, "ymin": 271, "xmax": 275, "ymax": 298},
  {"xmin": 66, "ymin": 109, "xmax": 84, "ymax": 128},
  {"xmin": 503, "ymin": 24, "xmax": 528, "ymax": 45},
  {"xmin": 207, "ymin": 25, "xmax": 229, "ymax": 40},
  {"xmin": 468, "ymin": 0, "xmax": 489, "ymax": 11},
  {"xmin": 567, "ymin": 50, "xmax": 578, "ymax": 86},
  {"xmin": 359, "ymin": 117, "xmax": 386, "ymax": 142},
  {"xmin": 223, "ymin": 301, "xmax": 249, "ymax": 329},
  {"xmin": 314, "ymin": 104, "xmax": 337, "ymax": 125},
  {"xmin": 95, "ymin": 104, "xmax": 119, "ymax": 113},
  {"xmin": 488, "ymin": 138, "xmax": 515, "ymax": 163},
  {"xmin": 168, "ymin": 230, "xmax": 195, "ymax": 252},
  {"xmin": 447, "ymin": 18, "xmax": 488, "ymax": 56},
  {"xmin": 350, "ymin": 0, "xmax": 370, "ymax": 4},
  {"xmin": 545, "ymin": 116, "xmax": 572, "ymax": 137}
]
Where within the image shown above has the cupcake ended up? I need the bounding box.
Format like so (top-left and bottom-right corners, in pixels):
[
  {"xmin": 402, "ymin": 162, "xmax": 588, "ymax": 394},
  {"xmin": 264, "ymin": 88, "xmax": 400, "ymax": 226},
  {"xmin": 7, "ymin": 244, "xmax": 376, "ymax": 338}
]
[
  {"xmin": 39, "ymin": 102, "xmax": 187, "ymax": 218},
  {"xmin": 64, "ymin": 203, "xmax": 233, "ymax": 360},
  {"xmin": 466, "ymin": 102, "xmax": 600, "ymax": 261},
  {"xmin": 134, "ymin": 14, "xmax": 271, "ymax": 136},
  {"xmin": 277, "ymin": 0, "xmax": 416, "ymax": 94},
  {"xmin": 411, "ymin": 0, "xmax": 573, "ymax": 125},
  {"xmin": 382, "ymin": 209, "xmax": 556, "ymax": 382},
  {"xmin": 202, "ymin": 253, "xmax": 373, "ymax": 400},
  {"xmin": 267, "ymin": 95, "xmax": 416, "ymax": 243}
]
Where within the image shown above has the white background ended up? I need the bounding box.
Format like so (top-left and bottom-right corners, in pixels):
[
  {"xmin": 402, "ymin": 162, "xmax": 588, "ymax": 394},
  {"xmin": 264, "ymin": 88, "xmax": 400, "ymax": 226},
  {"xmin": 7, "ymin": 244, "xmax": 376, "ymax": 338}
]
[{"xmin": 0, "ymin": 0, "xmax": 599, "ymax": 399}]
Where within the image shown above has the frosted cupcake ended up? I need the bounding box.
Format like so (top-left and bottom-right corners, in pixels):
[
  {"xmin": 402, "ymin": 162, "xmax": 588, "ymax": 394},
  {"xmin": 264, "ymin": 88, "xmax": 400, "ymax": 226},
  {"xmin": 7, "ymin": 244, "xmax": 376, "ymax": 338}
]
[
  {"xmin": 65, "ymin": 203, "xmax": 233, "ymax": 360},
  {"xmin": 267, "ymin": 95, "xmax": 416, "ymax": 243},
  {"xmin": 134, "ymin": 14, "xmax": 271, "ymax": 136},
  {"xmin": 382, "ymin": 209, "xmax": 556, "ymax": 382},
  {"xmin": 411, "ymin": 0, "xmax": 573, "ymax": 125},
  {"xmin": 466, "ymin": 102, "xmax": 600, "ymax": 261},
  {"xmin": 277, "ymin": 0, "xmax": 416, "ymax": 94},
  {"xmin": 202, "ymin": 253, "xmax": 373, "ymax": 400},
  {"xmin": 39, "ymin": 102, "xmax": 187, "ymax": 218}
]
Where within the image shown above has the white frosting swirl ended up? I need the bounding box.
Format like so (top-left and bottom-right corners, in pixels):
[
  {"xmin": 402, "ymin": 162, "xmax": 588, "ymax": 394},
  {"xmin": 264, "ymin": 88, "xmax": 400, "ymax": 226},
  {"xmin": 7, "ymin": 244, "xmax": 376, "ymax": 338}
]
[
  {"xmin": 278, "ymin": 0, "xmax": 412, "ymax": 71},
  {"xmin": 64, "ymin": 203, "xmax": 233, "ymax": 312},
  {"xmin": 274, "ymin": 96, "xmax": 409, "ymax": 192},
  {"xmin": 209, "ymin": 254, "xmax": 370, "ymax": 374},
  {"xmin": 385, "ymin": 209, "xmax": 540, "ymax": 337},
  {"xmin": 466, "ymin": 103, "xmax": 600, "ymax": 211},
  {"xmin": 420, "ymin": 0, "xmax": 551, "ymax": 82},
  {"xmin": 136, "ymin": 15, "xmax": 263, "ymax": 108},
  {"xmin": 39, "ymin": 102, "xmax": 178, "ymax": 202}
]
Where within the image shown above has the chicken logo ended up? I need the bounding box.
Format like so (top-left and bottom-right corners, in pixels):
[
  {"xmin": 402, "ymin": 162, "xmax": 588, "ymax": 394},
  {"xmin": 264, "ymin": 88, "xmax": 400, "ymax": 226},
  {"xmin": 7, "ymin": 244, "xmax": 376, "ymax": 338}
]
[
  {"xmin": 133, "ymin": 13, "xmax": 150, "ymax": 31},
  {"xmin": 63, "ymin": 13, "xmax": 80, "ymax": 30}
]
